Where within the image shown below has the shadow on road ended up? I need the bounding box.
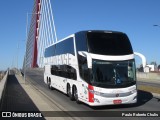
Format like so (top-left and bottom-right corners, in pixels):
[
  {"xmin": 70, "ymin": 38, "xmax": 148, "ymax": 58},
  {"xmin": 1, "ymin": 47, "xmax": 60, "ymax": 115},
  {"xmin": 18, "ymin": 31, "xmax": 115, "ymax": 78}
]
[
  {"xmin": 0, "ymin": 71, "xmax": 45, "ymax": 120},
  {"xmin": 137, "ymin": 90, "xmax": 153, "ymax": 105},
  {"xmin": 89, "ymin": 90, "xmax": 153, "ymax": 110}
]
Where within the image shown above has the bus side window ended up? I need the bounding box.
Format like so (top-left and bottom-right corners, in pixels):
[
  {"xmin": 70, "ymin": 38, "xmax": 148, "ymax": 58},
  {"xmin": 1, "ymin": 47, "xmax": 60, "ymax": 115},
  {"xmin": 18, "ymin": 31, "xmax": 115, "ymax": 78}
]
[{"xmin": 51, "ymin": 65, "xmax": 77, "ymax": 80}]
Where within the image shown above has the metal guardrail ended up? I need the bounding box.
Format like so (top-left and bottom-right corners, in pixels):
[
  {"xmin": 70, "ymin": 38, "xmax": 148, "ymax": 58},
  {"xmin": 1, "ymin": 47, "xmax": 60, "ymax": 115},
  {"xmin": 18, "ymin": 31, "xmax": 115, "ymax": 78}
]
[
  {"xmin": 0, "ymin": 70, "xmax": 9, "ymax": 109},
  {"xmin": 137, "ymin": 72, "xmax": 160, "ymax": 80}
]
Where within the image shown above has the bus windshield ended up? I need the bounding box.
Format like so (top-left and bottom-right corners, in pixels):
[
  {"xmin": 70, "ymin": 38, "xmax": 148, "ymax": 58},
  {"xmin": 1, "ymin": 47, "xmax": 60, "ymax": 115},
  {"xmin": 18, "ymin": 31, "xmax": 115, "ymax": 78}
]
[
  {"xmin": 87, "ymin": 32, "xmax": 133, "ymax": 55},
  {"xmin": 90, "ymin": 59, "xmax": 136, "ymax": 88}
]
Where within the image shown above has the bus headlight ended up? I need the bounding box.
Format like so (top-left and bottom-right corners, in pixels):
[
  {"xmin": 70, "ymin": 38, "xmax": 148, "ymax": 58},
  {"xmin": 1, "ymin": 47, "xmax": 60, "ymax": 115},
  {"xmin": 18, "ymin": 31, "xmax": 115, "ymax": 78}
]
[
  {"xmin": 88, "ymin": 89, "xmax": 101, "ymax": 95},
  {"xmin": 88, "ymin": 89, "xmax": 101, "ymax": 96},
  {"xmin": 88, "ymin": 89, "xmax": 94, "ymax": 94}
]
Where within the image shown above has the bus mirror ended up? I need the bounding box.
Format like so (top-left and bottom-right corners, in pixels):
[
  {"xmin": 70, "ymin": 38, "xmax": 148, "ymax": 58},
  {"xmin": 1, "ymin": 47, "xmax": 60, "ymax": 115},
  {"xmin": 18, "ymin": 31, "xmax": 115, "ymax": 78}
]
[{"xmin": 78, "ymin": 51, "xmax": 92, "ymax": 68}]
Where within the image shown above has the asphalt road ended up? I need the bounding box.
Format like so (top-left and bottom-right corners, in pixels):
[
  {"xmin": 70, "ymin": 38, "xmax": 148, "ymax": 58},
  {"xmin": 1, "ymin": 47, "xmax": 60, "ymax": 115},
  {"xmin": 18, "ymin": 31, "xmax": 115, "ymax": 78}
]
[{"xmin": 24, "ymin": 69, "xmax": 160, "ymax": 120}]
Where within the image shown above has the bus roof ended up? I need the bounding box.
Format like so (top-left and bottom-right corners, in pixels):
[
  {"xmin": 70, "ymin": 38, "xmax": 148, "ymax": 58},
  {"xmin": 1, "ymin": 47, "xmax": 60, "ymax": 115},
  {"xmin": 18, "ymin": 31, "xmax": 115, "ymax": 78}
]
[
  {"xmin": 46, "ymin": 30, "xmax": 126, "ymax": 48},
  {"xmin": 76, "ymin": 30, "xmax": 125, "ymax": 34}
]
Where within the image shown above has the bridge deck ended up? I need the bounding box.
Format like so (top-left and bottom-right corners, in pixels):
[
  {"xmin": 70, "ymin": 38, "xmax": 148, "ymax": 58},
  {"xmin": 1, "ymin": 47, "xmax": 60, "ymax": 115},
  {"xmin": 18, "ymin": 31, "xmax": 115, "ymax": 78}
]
[{"xmin": 0, "ymin": 70, "xmax": 40, "ymax": 112}]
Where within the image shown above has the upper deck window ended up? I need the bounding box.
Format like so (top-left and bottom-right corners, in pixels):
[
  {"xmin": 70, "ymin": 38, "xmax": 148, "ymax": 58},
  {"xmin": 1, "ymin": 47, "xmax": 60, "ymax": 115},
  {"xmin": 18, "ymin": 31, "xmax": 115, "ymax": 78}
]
[{"xmin": 44, "ymin": 37, "xmax": 75, "ymax": 58}]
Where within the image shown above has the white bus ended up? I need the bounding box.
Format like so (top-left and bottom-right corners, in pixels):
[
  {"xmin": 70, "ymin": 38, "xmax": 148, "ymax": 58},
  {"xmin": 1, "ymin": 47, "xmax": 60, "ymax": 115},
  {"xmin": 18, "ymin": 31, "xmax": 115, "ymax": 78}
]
[{"xmin": 44, "ymin": 30, "xmax": 137, "ymax": 106}]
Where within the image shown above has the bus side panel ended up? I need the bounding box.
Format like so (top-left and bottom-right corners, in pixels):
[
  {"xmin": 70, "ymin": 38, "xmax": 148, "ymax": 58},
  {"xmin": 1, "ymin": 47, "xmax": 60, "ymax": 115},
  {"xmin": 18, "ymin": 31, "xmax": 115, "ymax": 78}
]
[
  {"xmin": 51, "ymin": 75, "xmax": 58, "ymax": 90},
  {"xmin": 76, "ymin": 80, "xmax": 89, "ymax": 103}
]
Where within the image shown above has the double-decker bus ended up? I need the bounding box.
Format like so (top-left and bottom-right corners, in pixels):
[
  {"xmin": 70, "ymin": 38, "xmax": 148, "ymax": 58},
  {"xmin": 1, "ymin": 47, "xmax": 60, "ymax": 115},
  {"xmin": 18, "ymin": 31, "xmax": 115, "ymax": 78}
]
[{"xmin": 44, "ymin": 30, "xmax": 137, "ymax": 106}]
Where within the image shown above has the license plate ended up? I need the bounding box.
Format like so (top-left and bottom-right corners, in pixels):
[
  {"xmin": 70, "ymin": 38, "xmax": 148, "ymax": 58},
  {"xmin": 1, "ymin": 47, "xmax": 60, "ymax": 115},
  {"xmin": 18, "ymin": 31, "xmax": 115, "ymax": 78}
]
[{"xmin": 113, "ymin": 100, "xmax": 122, "ymax": 104}]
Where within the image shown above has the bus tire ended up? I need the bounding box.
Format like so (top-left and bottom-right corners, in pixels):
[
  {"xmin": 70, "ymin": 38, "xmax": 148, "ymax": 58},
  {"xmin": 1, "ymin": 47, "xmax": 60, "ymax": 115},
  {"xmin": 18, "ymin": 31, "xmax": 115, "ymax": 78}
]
[
  {"xmin": 73, "ymin": 86, "xmax": 81, "ymax": 104},
  {"xmin": 67, "ymin": 84, "xmax": 70, "ymax": 97},
  {"xmin": 48, "ymin": 78, "xmax": 54, "ymax": 90},
  {"xmin": 69, "ymin": 86, "xmax": 74, "ymax": 101}
]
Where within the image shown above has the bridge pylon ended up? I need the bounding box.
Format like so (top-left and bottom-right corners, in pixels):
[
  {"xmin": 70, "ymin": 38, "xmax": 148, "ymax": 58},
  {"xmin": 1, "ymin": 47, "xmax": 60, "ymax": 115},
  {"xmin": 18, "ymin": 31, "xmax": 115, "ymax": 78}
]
[{"xmin": 24, "ymin": 0, "xmax": 57, "ymax": 69}]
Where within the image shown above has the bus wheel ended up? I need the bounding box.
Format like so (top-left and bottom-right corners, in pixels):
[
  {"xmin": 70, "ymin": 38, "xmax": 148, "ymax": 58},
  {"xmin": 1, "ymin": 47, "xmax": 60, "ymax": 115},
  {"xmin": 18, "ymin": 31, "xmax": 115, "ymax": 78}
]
[
  {"xmin": 48, "ymin": 78, "xmax": 54, "ymax": 90},
  {"xmin": 68, "ymin": 86, "xmax": 74, "ymax": 101},
  {"xmin": 73, "ymin": 86, "xmax": 81, "ymax": 104},
  {"xmin": 67, "ymin": 84, "xmax": 70, "ymax": 97}
]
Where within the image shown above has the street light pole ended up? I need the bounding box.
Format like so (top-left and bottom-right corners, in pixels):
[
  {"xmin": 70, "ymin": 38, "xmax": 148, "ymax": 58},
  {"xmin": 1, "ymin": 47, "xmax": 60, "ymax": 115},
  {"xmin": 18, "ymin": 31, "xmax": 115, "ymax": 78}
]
[
  {"xmin": 24, "ymin": 12, "xmax": 29, "ymax": 84},
  {"xmin": 17, "ymin": 40, "xmax": 25, "ymax": 74},
  {"xmin": 17, "ymin": 42, "xmax": 19, "ymax": 74}
]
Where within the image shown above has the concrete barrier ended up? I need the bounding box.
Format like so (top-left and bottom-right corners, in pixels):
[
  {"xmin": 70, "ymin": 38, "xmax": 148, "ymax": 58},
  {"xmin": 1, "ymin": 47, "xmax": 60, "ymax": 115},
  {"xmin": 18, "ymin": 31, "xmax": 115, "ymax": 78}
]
[
  {"xmin": 137, "ymin": 72, "xmax": 160, "ymax": 80},
  {"xmin": 0, "ymin": 70, "xmax": 8, "ymax": 106}
]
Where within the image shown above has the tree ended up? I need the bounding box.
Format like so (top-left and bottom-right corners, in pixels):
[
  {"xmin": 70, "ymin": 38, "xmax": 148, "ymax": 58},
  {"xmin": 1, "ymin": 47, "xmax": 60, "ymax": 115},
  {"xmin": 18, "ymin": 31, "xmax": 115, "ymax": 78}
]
[{"xmin": 150, "ymin": 61, "xmax": 157, "ymax": 67}]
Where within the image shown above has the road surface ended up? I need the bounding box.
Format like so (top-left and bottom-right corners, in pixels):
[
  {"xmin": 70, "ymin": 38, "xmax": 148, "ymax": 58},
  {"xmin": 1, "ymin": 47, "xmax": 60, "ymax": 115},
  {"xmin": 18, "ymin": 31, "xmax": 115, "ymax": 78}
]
[{"xmin": 24, "ymin": 69, "xmax": 160, "ymax": 120}]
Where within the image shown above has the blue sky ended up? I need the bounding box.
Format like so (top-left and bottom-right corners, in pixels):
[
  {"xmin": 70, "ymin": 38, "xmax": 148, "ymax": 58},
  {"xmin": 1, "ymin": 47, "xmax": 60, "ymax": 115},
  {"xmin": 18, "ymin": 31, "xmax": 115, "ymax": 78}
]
[{"xmin": 0, "ymin": 0, "xmax": 160, "ymax": 70}]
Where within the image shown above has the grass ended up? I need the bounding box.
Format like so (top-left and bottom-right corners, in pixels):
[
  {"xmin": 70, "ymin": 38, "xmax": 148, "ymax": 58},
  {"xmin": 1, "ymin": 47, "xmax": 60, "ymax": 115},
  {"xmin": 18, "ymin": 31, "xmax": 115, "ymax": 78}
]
[{"xmin": 138, "ymin": 85, "xmax": 160, "ymax": 94}]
